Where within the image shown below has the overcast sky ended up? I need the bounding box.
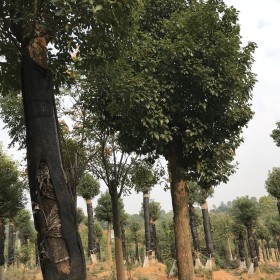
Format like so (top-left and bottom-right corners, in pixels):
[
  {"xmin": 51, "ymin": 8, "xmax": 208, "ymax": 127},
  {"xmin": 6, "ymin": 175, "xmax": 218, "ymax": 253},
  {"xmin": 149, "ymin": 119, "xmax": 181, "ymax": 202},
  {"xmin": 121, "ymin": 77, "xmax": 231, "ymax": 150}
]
[{"xmin": 1, "ymin": 0, "xmax": 280, "ymax": 215}]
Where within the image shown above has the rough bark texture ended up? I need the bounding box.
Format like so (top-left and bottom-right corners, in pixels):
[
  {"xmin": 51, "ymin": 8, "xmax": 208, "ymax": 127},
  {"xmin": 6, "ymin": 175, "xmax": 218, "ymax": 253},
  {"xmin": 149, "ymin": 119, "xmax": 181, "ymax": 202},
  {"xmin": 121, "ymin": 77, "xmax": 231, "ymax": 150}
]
[
  {"xmin": 143, "ymin": 192, "xmax": 151, "ymax": 256},
  {"xmin": 8, "ymin": 222, "xmax": 15, "ymax": 266},
  {"xmin": 110, "ymin": 188, "xmax": 126, "ymax": 280},
  {"xmin": 86, "ymin": 200, "xmax": 95, "ymax": 259},
  {"xmin": 201, "ymin": 201, "xmax": 214, "ymax": 259},
  {"xmin": 168, "ymin": 141, "xmax": 194, "ymax": 280},
  {"xmin": 189, "ymin": 204, "xmax": 199, "ymax": 253},
  {"xmin": 0, "ymin": 219, "xmax": 5, "ymax": 267},
  {"xmin": 22, "ymin": 55, "xmax": 86, "ymax": 280},
  {"xmin": 238, "ymin": 232, "xmax": 245, "ymax": 262},
  {"xmin": 247, "ymin": 225, "xmax": 258, "ymax": 269}
]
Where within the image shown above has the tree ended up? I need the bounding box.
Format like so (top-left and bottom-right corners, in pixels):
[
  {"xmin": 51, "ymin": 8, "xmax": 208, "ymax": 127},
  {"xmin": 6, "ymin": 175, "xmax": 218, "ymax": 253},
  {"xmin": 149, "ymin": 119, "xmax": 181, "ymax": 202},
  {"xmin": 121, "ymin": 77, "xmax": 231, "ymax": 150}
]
[
  {"xmin": 77, "ymin": 173, "xmax": 100, "ymax": 263},
  {"xmin": 271, "ymin": 121, "xmax": 280, "ymax": 147},
  {"xmin": 149, "ymin": 200, "xmax": 161, "ymax": 258},
  {"xmin": 231, "ymin": 197, "xmax": 260, "ymax": 272},
  {"xmin": 265, "ymin": 167, "xmax": 280, "ymax": 216},
  {"xmin": 131, "ymin": 161, "xmax": 157, "ymax": 266},
  {"xmin": 0, "ymin": 1, "xmax": 138, "ymax": 278},
  {"xmin": 84, "ymin": 1, "xmax": 256, "ymax": 279},
  {"xmin": 128, "ymin": 219, "xmax": 141, "ymax": 263},
  {"xmin": 0, "ymin": 145, "xmax": 25, "ymax": 272}
]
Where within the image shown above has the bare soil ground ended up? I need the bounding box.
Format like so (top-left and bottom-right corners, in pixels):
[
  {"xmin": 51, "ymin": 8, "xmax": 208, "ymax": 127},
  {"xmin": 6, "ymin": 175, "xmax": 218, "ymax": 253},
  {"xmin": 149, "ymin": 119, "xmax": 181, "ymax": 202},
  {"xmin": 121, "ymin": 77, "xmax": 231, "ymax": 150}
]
[{"xmin": 4, "ymin": 261, "xmax": 280, "ymax": 280}]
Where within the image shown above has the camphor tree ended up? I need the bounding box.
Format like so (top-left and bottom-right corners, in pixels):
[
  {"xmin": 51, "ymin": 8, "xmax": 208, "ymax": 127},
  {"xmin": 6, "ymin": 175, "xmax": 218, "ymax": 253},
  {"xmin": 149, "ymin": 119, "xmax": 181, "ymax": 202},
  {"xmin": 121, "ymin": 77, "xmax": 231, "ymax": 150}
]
[
  {"xmin": 131, "ymin": 161, "xmax": 157, "ymax": 266},
  {"xmin": 0, "ymin": 0, "xmax": 138, "ymax": 279},
  {"xmin": 77, "ymin": 173, "xmax": 100, "ymax": 264},
  {"xmin": 265, "ymin": 167, "xmax": 280, "ymax": 216},
  {"xmin": 83, "ymin": 1, "xmax": 256, "ymax": 279},
  {"xmin": 231, "ymin": 197, "xmax": 260, "ymax": 273},
  {"xmin": 0, "ymin": 145, "xmax": 25, "ymax": 276}
]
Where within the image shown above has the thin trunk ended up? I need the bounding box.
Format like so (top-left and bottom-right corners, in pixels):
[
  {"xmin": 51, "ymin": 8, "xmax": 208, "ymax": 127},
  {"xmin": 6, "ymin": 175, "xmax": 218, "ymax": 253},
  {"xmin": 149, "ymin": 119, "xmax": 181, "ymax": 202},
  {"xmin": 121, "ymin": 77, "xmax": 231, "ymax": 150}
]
[
  {"xmin": 168, "ymin": 141, "xmax": 194, "ymax": 280},
  {"xmin": 253, "ymin": 232, "xmax": 260, "ymax": 261},
  {"xmin": 110, "ymin": 188, "xmax": 126, "ymax": 280},
  {"xmin": 150, "ymin": 222, "xmax": 157, "ymax": 257},
  {"xmin": 0, "ymin": 219, "xmax": 5, "ymax": 267},
  {"xmin": 122, "ymin": 228, "xmax": 127, "ymax": 262},
  {"xmin": 277, "ymin": 200, "xmax": 280, "ymax": 217},
  {"xmin": 189, "ymin": 204, "xmax": 199, "ymax": 254},
  {"xmin": 247, "ymin": 225, "xmax": 259, "ymax": 269},
  {"xmin": 107, "ymin": 222, "xmax": 112, "ymax": 263},
  {"xmin": 22, "ymin": 50, "xmax": 85, "ymax": 279},
  {"xmin": 227, "ymin": 237, "xmax": 233, "ymax": 261},
  {"xmin": 201, "ymin": 201, "xmax": 214, "ymax": 262},
  {"xmin": 135, "ymin": 238, "xmax": 139, "ymax": 261},
  {"xmin": 86, "ymin": 199, "xmax": 95, "ymax": 262},
  {"xmin": 8, "ymin": 222, "xmax": 15, "ymax": 266},
  {"xmin": 143, "ymin": 192, "xmax": 151, "ymax": 256}
]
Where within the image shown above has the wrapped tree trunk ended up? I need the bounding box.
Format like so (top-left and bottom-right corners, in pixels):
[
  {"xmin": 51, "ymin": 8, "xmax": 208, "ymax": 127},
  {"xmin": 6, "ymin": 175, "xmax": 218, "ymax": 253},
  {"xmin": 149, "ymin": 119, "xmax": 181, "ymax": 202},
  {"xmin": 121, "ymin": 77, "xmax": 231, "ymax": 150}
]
[
  {"xmin": 237, "ymin": 232, "xmax": 246, "ymax": 269},
  {"xmin": 143, "ymin": 192, "xmax": 151, "ymax": 260},
  {"xmin": 22, "ymin": 51, "xmax": 86, "ymax": 279},
  {"xmin": 86, "ymin": 199, "xmax": 96, "ymax": 264},
  {"xmin": 110, "ymin": 187, "xmax": 125, "ymax": 280},
  {"xmin": 189, "ymin": 204, "xmax": 203, "ymax": 269},
  {"xmin": 168, "ymin": 141, "xmax": 194, "ymax": 280},
  {"xmin": 201, "ymin": 201, "xmax": 215, "ymax": 269},
  {"xmin": 107, "ymin": 222, "xmax": 112, "ymax": 263},
  {"xmin": 8, "ymin": 222, "xmax": 15, "ymax": 266},
  {"xmin": 0, "ymin": 218, "xmax": 5, "ymax": 280},
  {"xmin": 247, "ymin": 224, "xmax": 259, "ymax": 273}
]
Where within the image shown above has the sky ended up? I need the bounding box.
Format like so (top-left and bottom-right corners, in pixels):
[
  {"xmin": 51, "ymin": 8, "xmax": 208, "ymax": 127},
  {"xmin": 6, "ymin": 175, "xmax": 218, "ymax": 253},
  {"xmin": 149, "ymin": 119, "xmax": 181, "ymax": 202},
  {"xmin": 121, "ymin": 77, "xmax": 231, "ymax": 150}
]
[{"xmin": 1, "ymin": 0, "xmax": 280, "ymax": 215}]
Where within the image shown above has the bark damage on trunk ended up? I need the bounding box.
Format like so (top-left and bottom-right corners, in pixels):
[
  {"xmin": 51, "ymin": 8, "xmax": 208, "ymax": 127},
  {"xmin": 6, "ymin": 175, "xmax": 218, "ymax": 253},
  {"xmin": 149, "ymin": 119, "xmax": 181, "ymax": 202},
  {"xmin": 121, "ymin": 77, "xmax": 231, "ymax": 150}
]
[
  {"xmin": 168, "ymin": 140, "xmax": 194, "ymax": 280},
  {"xmin": 21, "ymin": 44, "xmax": 86, "ymax": 279}
]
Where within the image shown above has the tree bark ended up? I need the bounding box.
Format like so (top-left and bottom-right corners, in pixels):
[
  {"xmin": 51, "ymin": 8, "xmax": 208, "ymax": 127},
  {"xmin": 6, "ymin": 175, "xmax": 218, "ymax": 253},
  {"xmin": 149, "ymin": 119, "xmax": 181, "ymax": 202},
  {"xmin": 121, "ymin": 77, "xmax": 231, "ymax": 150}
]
[
  {"xmin": 168, "ymin": 141, "xmax": 194, "ymax": 280},
  {"xmin": 86, "ymin": 199, "xmax": 96, "ymax": 263},
  {"xmin": 201, "ymin": 201, "xmax": 214, "ymax": 263},
  {"xmin": 107, "ymin": 222, "xmax": 112, "ymax": 263},
  {"xmin": 150, "ymin": 221, "xmax": 157, "ymax": 257},
  {"xmin": 110, "ymin": 188, "xmax": 126, "ymax": 280},
  {"xmin": 22, "ymin": 53, "xmax": 86, "ymax": 279},
  {"xmin": 8, "ymin": 222, "xmax": 15, "ymax": 266},
  {"xmin": 247, "ymin": 225, "xmax": 259, "ymax": 270},
  {"xmin": 143, "ymin": 192, "xmax": 151, "ymax": 257}
]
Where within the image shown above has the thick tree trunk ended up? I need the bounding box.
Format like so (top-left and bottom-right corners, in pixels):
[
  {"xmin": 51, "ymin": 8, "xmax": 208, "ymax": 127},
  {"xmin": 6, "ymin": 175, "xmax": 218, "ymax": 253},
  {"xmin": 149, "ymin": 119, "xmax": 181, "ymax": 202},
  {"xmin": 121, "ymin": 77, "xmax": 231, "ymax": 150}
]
[
  {"xmin": 110, "ymin": 188, "xmax": 126, "ymax": 280},
  {"xmin": 107, "ymin": 222, "xmax": 112, "ymax": 263},
  {"xmin": 143, "ymin": 192, "xmax": 151, "ymax": 257},
  {"xmin": 247, "ymin": 225, "xmax": 259, "ymax": 270},
  {"xmin": 0, "ymin": 219, "xmax": 5, "ymax": 267},
  {"xmin": 22, "ymin": 53, "xmax": 86, "ymax": 279},
  {"xmin": 8, "ymin": 222, "xmax": 15, "ymax": 266},
  {"xmin": 122, "ymin": 228, "xmax": 127, "ymax": 262},
  {"xmin": 201, "ymin": 201, "xmax": 215, "ymax": 267},
  {"xmin": 168, "ymin": 141, "xmax": 194, "ymax": 280},
  {"xmin": 253, "ymin": 232, "xmax": 260, "ymax": 261},
  {"xmin": 237, "ymin": 233, "xmax": 245, "ymax": 262},
  {"xmin": 86, "ymin": 199, "xmax": 96, "ymax": 263}
]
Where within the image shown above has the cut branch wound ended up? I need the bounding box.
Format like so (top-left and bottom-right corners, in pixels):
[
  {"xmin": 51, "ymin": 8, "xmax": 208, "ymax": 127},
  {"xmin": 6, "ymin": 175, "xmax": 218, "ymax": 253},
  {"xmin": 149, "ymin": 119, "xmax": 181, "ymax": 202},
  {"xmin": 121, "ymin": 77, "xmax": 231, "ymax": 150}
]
[{"xmin": 36, "ymin": 162, "xmax": 70, "ymax": 274}]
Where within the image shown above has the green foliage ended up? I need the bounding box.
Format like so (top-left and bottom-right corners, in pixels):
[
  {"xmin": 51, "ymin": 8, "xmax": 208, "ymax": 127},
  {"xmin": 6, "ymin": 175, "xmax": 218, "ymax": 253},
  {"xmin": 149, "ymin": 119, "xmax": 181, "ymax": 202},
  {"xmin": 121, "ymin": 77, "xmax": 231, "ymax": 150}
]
[
  {"xmin": 265, "ymin": 167, "xmax": 280, "ymax": 199},
  {"xmin": 271, "ymin": 121, "xmax": 280, "ymax": 148},
  {"xmin": 131, "ymin": 162, "xmax": 157, "ymax": 194},
  {"xmin": 77, "ymin": 173, "xmax": 100, "ymax": 200},
  {"xmin": 76, "ymin": 207, "xmax": 86, "ymax": 225},
  {"xmin": 0, "ymin": 145, "xmax": 25, "ymax": 219},
  {"xmin": 230, "ymin": 196, "xmax": 260, "ymax": 227}
]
